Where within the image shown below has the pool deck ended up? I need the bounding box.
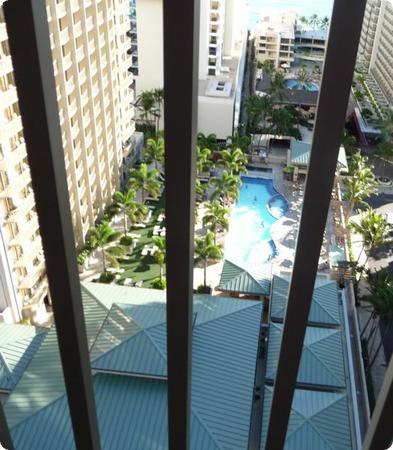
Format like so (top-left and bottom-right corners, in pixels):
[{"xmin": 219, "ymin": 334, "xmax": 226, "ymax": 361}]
[{"xmin": 194, "ymin": 164, "xmax": 333, "ymax": 292}]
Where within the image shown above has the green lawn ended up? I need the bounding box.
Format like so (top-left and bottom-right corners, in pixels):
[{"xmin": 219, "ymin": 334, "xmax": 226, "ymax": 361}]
[{"xmin": 117, "ymin": 195, "xmax": 165, "ymax": 288}]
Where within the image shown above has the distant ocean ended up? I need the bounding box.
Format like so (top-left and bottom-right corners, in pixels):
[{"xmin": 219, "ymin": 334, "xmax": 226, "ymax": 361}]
[{"xmin": 247, "ymin": 0, "xmax": 334, "ymax": 28}]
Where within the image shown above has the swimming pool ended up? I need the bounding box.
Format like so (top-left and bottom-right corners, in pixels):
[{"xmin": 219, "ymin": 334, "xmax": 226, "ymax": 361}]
[
  {"xmin": 285, "ymin": 79, "xmax": 319, "ymax": 92},
  {"xmin": 224, "ymin": 177, "xmax": 288, "ymax": 268}
]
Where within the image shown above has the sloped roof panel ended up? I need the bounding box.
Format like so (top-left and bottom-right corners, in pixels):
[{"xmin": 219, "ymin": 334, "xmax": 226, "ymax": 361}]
[
  {"xmin": 270, "ymin": 276, "xmax": 340, "ymax": 326},
  {"xmin": 11, "ymin": 375, "xmax": 221, "ymax": 450},
  {"xmin": 191, "ymin": 303, "xmax": 262, "ymax": 449},
  {"xmin": 92, "ymin": 330, "xmax": 167, "ymax": 378},
  {"xmin": 261, "ymin": 386, "xmax": 353, "ymax": 450},
  {"xmin": 83, "ymin": 282, "xmax": 166, "ymax": 309},
  {"xmin": 266, "ymin": 323, "xmax": 346, "ymax": 388},
  {"xmin": 4, "ymin": 327, "xmax": 64, "ymax": 427},
  {"xmin": 218, "ymin": 260, "xmax": 271, "ymax": 295},
  {"xmin": 89, "ymin": 304, "xmax": 142, "ymax": 361}
]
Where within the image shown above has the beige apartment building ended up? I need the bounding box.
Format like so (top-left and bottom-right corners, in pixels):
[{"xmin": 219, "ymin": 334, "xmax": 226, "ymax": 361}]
[
  {"xmin": 0, "ymin": 0, "xmax": 135, "ymax": 323},
  {"xmin": 254, "ymin": 11, "xmax": 296, "ymax": 69},
  {"xmin": 369, "ymin": 0, "xmax": 393, "ymax": 103}
]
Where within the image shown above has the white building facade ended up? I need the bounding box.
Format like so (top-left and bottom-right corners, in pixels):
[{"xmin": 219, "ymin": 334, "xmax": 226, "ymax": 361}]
[{"xmin": 134, "ymin": 0, "xmax": 248, "ymax": 140}]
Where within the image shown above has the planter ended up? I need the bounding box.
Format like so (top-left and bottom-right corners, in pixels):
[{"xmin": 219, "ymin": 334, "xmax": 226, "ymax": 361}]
[{"xmin": 196, "ymin": 285, "xmax": 212, "ymax": 294}]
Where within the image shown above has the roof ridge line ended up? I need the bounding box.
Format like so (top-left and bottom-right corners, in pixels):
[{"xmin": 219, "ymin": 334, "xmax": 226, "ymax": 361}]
[
  {"xmin": 89, "ymin": 303, "xmax": 144, "ymax": 354},
  {"xmin": 144, "ymin": 327, "xmax": 168, "ymax": 363},
  {"xmin": 307, "ymin": 332, "xmax": 343, "ymax": 385},
  {"xmin": 313, "ymin": 283, "xmax": 339, "ymax": 322},
  {"xmin": 191, "ymin": 405, "xmax": 222, "ymax": 449},
  {"xmin": 195, "ymin": 301, "xmax": 263, "ymax": 328},
  {"xmin": 81, "ymin": 283, "xmax": 110, "ymax": 311},
  {"xmin": 91, "ymin": 327, "xmax": 146, "ymax": 367}
]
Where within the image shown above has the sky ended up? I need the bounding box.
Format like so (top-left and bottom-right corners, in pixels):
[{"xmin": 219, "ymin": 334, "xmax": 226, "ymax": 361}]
[{"xmin": 247, "ymin": 0, "xmax": 334, "ymax": 28}]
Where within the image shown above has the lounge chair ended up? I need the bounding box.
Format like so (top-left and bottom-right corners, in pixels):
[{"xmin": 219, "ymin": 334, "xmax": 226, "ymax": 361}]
[
  {"xmin": 124, "ymin": 278, "xmax": 133, "ymax": 286},
  {"xmin": 135, "ymin": 280, "xmax": 143, "ymax": 287}
]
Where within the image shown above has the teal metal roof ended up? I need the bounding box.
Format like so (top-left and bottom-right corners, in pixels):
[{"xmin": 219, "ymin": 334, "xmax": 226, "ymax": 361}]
[
  {"xmin": 0, "ymin": 324, "xmax": 45, "ymax": 391},
  {"xmin": 83, "ymin": 282, "xmax": 166, "ymax": 309},
  {"xmin": 4, "ymin": 327, "xmax": 64, "ymax": 427},
  {"xmin": 261, "ymin": 386, "xmax": 353, "ymax": 449},
  {"xmin": 5, "ymin": 287, "xmax": 110, "ymax": 427},
  {"xmin": 89, "ymin": 304, "xmax": 143, "ymax": 361},
  {"xmin": 266, "ymin": 323, "xmax": 346, "ymax": 388},
  {"xmin": 290, "ymin": 141, "xmax": 348, "ymax": 169},
  {"xmin": 218, "ymin": 260, "xmax": 271, "ymax": 295},
  {"xmin": 11, "ymin": 375, "xmax": 221, "ymax": 450},
  {"xmin": 270, "ymin": 275, "xmax": 340, "ymax": 326},
  {"xmin": 7, "ymin": 283, "xmax": 263, "ymax": 449}
]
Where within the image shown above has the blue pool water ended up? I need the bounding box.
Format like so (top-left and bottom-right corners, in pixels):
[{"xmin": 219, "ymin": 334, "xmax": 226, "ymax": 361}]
[
  {"xmin": 224, "ymin": 177, "xmax": 288, "ymax": 268},
  {"xmin": 285, "ymin": 79, "xmax": 319, "ymax": 92}
]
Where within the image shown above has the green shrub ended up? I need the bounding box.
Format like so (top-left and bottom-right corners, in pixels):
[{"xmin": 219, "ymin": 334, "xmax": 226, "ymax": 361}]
[
  {"xmin": 99, "ymin": 272, "xmax": 116, "ymax": 284},
  {"xmin": 76, "ymin": 248, "xmax": 90, "ymax": 265},
  {"xmin": 196, "ymin": 284, "xmax": 212, "ymax": 294},
  {"xmin": 120, "ymin": 235, "xmax": 133, "ymax": 246},
  {"xmin": 282, "ymin": 166, "xmax": 295, "ymax": 174},
  {"xmin": 152, "ymin": 277, "xmax": 166, "ymax": 290}
]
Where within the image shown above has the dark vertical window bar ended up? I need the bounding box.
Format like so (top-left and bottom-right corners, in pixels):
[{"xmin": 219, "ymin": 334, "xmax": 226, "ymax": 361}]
[
  {"xmin": 363, "ymin": 357, "xmax": 393, "ymax": 450},
  {"xmin": 3, "ymin": 1, "xmax": 101, "ymax": 449},
  {"xmin": 163, "ymin": 0, "xmax": 200, "ymax": 447},
  {"xmin": 0, "ymin": 399, "xmax": 13, "ymax": 450},
  {"xmin": 264, "ymin": 0, "xmax": 366, "ymax": 449}
]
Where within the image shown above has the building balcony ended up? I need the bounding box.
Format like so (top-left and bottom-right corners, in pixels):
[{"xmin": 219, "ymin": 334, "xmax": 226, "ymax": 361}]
[
  {"xmin": 8, "ymin": 215, "xmax": 39, "ymax": 246},
  {"xmin": 0, "ymin": 142, "xmax": 26, "ymax": 171},
  {"xmin": 0, "ymin": 116, "xmax": 23, "ymax": 144},
  {"xmin": 4, "ymin": 192, "xmax": 35, "ymax": 223},
  {"xmin": 59, "ymin": 27, "xmax": 70, "ymax": 46},
  {"xmin": 18, "ymin": 259, "xmax": 46, "ymax": 290},
  {"xmin": 0, "ymin": 22, "xmax": 7, "ymax": 41},
  {"xmin": 56, "ymin": 1, "xmax": 67, "ymax": 19},
  {"xmin": 13, "ymin": 239, "xmax": 43, "ymax": 268},
  {"xmin": 1, "ymin": 84, "xmax": 18, "ymax": 110},
  {"xmin": 0, "ymin": 55, "xmax": 13, "ymax": 78}
]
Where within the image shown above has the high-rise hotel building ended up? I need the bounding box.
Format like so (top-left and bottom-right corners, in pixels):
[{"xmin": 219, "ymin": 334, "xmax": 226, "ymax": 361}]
[
  {"xmin": 358, "ymin": 0, "xmax": 393, "ymax": 103},
  {"xmin": 0, "ymin": 0, "xmax": 135, "ymax": 323}
]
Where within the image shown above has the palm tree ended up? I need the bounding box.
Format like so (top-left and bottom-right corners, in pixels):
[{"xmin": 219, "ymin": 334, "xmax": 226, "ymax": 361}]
[
  {"xmin": 377, "ymin": 109, "xmax": 393, "ymax": 142},
  {"xmin": 342, "ymin": 130, "xmax": 358, "ymax": 156},
  {"xmin": 227, "ymin": 132, "xmax": 251, "ymax": 153},
  {"xmin": 196, "ymin": 146, "xmax": 213, "ymax": 175},
  {"xmin": 299, "ymin": 15, "xmax": 308, "ymax": 26},
  {"xmin": 362, "ymin": 271, "xmax": 393, "ymax": 369},
  {"xmin": 145, "ymin": 137, "xmax": 164, "ymax": 170},
  {"xmin": 295, "ymin": 67, "xmax": 312, "ymax": 89},
  {"xmin": 152, "ymin": 236, "xmax": 166, "ymax": 280},
  {"xmin": 88, "ymin": 222, "xmax": 125, "ymax": 273},
  {"xmin": 344, "ymin": 176, "xmax": 378, "ymax": 222},
  {"xmin": 270, "ymin": 107, "xmax": 301, "ymax": 140},
  {"xmin": 194, "ymin": 232, "xmax": 223, "ymax": 288},
  {"xmin": 136, "ymin": 90, "xmax": 156, "ymax": 124},
  {"xmin": 258, "ymin": 60, "xmax": 275, "ymax": 74},
  {"xmin": 153, "ymin": 88, "xmax": 164, "ymax": 133},
  {"xmin": 320, "ymin": 16, "xmax": 330, "ymax": 29},
  {"xmin": 343, "ymin": 152, "xmax": 378, "ymax": 221},
  {"xmin": 349, "ymin": 208, "xmax": 392, "ymax": 264},
  {"xmin": 197, "ymin": 132, "xmax": 218, "ymax": 151},
  {"xmin": 245, "ymin": 94, "xmax": 273, "ymax": 133},
  {"xmin": 202, "ymin": 201, "xmax": 229, "ymax": 243},
  {"xmin": 127, "ymin": 201, "xmax": 149, "ymax": 228},
  {"xmin": 218, "ymin": 147, "xmax": 248, "ymax": 176},
  {"xmin": 128, "ymin": 163, "xmax": 161, "ymax": 203},
  {"xmin": 112, "ymin": 189, "xmax": 137, "ymax": 236},
  {"xmin": 195, "ymin": 178, "xmax": 208, "ymax": 201},
  {"xmin": 268, "ymin": 71, "xmax": 287, "ymax": 102},
  {"xmin": 375, "ymin": 141, "xmax": 393, "ymax": 178},
  {"xmin": 309, "ymin": 14, "xmax": 319, "ymax": 29},
  {"xmin": 210, "ymin": 170, "xmax": 241, "ymax": 204}
]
